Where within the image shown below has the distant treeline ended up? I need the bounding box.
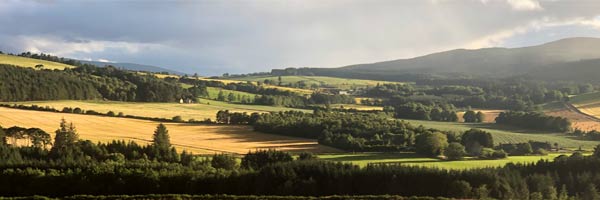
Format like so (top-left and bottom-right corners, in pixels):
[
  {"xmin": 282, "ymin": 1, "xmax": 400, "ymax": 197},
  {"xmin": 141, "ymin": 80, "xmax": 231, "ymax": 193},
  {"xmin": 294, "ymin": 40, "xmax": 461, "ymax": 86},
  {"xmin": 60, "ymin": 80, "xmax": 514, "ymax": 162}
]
[
  {"xmin": 0, "ymin": 194, "xmax": 451, "ymax": 200},
  {"xmin": 0, "ymin": 64, "xmax": 191, "ymax": 102},
  {"xmin": 495, "ymin": 111, "xmax": 571, "ymax": 132},
  {"xmin": 180, "ymin": 78, "xmax": 355, "ymax": 107},
  {"xmin": 362, "ymin": 80, "xmax": 576, "ymax": 111}
]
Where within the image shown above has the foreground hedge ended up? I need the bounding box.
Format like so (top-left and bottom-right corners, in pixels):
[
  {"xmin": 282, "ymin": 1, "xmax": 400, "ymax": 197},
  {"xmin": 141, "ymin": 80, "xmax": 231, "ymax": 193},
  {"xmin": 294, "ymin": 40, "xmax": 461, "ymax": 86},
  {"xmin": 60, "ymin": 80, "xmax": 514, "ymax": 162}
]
[{"xmin": 0, "ymin": 195, "xmax": 452, "ymax": 200}]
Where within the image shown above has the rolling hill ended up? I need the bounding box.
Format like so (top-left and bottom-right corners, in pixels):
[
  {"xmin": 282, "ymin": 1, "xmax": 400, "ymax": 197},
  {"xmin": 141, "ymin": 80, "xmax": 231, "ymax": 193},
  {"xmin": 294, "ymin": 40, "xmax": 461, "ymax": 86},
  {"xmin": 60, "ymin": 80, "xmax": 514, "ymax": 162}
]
[
  {"xmin": 0, "ymin": 54, "xmax": 75, "ymax": 70},
  {"xmin": 283, "ymin": 37, "xmax": 600, "ymax": 81}
]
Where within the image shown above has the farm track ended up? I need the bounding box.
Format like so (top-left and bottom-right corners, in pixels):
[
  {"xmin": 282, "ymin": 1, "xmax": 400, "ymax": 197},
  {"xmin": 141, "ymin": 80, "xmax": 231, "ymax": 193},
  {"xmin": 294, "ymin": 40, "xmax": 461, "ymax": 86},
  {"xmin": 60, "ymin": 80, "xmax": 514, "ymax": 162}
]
[{"xmin": 564, "ymin": 102, "xmax": 600, "ymax": 122}]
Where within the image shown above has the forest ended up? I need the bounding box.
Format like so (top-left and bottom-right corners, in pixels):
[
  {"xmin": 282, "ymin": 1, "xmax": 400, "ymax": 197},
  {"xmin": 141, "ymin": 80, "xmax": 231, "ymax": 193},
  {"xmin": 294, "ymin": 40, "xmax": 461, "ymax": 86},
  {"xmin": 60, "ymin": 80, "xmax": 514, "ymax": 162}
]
[
  {"xmin": 0, "ymin": 64, "xmax": 189, "ymax": 102},
  {"xmin": 0, "ymin": 120, "xmax": 599, "ymax": 200}
]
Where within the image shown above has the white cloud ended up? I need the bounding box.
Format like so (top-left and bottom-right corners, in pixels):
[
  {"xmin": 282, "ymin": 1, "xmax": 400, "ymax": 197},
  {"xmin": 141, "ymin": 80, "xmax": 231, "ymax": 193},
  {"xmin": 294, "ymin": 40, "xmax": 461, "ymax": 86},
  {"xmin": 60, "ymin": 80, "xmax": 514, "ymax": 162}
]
[
  {"xmin": 14, "ymin": 35, "xmax": 163, "ymax": 59},
  {"xmin": 506, "ymin": 0, "xmax": 542, "ymax": 11},
  {"xmin": 465, "ymin": 16, "xmax": 600, "ymax": 48},
  {"xmin": 97, "ymin": 59, "xmax": 113, "ymax": 63},
  {"xmin": 480, "ymin": 0, "xmax": 543, "ymax": 11}
]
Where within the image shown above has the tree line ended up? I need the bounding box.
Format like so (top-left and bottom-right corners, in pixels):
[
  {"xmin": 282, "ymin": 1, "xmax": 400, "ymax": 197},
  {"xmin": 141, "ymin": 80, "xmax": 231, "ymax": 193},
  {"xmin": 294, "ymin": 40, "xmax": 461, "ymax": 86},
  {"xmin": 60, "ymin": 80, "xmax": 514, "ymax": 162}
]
[
  {"xmin": 0, "ymin": 64, "xmax": 194, "ymax": 102},
  {"xmin": 495, "ymin": 111, "xmax": 571, "ymax": 132},
  {"xmin": 2, "ymin": 120, "xmax": 600, "ymax": 199}
]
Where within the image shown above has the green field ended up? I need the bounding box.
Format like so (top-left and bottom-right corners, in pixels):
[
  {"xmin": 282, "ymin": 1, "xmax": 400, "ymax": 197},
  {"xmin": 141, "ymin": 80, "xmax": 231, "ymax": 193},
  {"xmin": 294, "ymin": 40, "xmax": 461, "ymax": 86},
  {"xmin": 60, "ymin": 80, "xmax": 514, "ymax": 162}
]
[
  {"xmin": 403, "ymin": 119, "xmax": 600, "ymax": 149},
  {"xmin": 231, "ymin": 75, "xmax": 404, "ymax": 90},
  {"xmin": 6, "ymin": 100, "xmax": 310, "ymax": 121},
  {"xmin": 319, "ymin": 152, "xmax": 567, "ymax": 169},
  {"xmin": 570, "ymin": 92, "xmax": 600, "ymax": 105},
  {"xmin": 0, "ymin": 54, "xmax": 75, "ymax": 70},
  {"xmin": 205, "ymin": 87, "xmax": 257, "ymax": 102}
]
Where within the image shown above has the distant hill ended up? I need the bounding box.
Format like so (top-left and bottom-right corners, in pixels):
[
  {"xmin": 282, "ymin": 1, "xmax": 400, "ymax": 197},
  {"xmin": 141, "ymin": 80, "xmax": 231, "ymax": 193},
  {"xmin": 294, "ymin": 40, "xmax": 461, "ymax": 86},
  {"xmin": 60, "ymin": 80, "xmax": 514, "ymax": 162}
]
[
  {"xmin": 277, "ymin": 37, "xmax": 600, "ymax": 81},
  {"xmin": 80, "ymin": 60, "xmax": 185, "ymax": 75}
]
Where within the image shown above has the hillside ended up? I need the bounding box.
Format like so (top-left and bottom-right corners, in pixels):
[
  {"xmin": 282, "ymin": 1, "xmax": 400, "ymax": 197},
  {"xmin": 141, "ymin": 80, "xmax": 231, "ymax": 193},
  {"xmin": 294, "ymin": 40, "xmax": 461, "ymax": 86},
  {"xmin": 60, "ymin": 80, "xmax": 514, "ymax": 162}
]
[
  {"xmin": 0, "ymin": 54, "xmax": 75, "ymax": 70},
  {"xmin": 80, "ymin": 60, "xmax": 185, "ymax": 75},
  {"xmin": 525, "ymin": 58, "xmax": 600, "ymax": 82},
  {"xmin": 281, "ymin": 37, "xmax": 600, "ymax": 81}
]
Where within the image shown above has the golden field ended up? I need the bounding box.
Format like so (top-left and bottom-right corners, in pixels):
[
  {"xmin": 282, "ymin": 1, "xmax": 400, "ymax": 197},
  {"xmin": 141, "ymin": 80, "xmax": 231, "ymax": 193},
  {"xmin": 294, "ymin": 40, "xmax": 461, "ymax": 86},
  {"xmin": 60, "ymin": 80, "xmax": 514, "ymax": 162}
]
[
  {"xmin": 8, "ymin": 100, "xmax": 310, "ymax": 121},
  {"xmin": 0, "ymin": 54, "xmax": 75, "ymax": 70},
  {"xmin": 0, "ymin": 107, "xmax": 340, "ymax": 154}
]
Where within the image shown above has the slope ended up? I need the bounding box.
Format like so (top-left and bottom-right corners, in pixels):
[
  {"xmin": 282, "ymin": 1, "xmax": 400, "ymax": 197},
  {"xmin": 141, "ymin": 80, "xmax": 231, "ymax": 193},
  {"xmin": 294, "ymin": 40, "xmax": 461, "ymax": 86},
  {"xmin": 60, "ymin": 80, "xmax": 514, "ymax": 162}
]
[
  {"xmin": 0, "ymin": 54, "xmax": 75, "ymax": 70},
  {"xmin": 290, "ymin": 37, "xmax": 600, "ymax": 81}
]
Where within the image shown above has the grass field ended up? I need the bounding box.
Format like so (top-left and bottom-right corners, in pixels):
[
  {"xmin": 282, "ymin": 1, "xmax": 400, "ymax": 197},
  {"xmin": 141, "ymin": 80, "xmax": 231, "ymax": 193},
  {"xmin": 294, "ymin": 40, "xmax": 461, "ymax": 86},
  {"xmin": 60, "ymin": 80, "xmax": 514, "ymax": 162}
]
[
  {"xmin": 570, "ymin": 92, "xmax": 600, "ymax": 105},
  {"xmin": 319, "ymin": 152, "xmax": 566, "ymax": 169},
  {"xmin": 403, "ymin": 119, "xmax": 600, "ymax": 149},
  {"xmin": 0, "ymin": 54, "xmax": 75, "ymax": 70},
  {"xmin": 230, "ymin": 75, "xmax": 403, "ymax": 90},
  {"xmin": 206, "ymin": 87, "xmax": 257, "ymax": 102},
  {"xmin": 324, "ymin": 104, "xmax": 384, "ymax": 111},
  {"xmin": 199, "ymin": 77, "xmax": 314, "ymax": 95},
  {"xmin": 6, "ymin": 100, "xmax": 311, "ymax": 121},
  {"xmin": 0, "ymin": 107, "xmax": 339, "ymax": 154}
]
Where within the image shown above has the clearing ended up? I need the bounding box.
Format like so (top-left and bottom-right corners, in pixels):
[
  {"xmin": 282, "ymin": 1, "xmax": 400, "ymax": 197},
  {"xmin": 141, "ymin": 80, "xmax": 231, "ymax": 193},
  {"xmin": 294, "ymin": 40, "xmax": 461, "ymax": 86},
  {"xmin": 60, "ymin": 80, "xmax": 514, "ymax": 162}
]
[
  {"xmin": 0, "ymin": 107, "xmax": 339, "ymax": 154},
  {"xmin": 6, "ymin": 100, "xmax": 311, "ymax": 121},
  {"xmin": 320, "ymin": 152, "xmax": 567, "ymax": 169},
  {"xmin": 456, "ymin": 109, "xmax": 503, "ymax": 123},
  {"xmin": 0, "ymin": 54, "xmax": 75, "ymax": 70}
]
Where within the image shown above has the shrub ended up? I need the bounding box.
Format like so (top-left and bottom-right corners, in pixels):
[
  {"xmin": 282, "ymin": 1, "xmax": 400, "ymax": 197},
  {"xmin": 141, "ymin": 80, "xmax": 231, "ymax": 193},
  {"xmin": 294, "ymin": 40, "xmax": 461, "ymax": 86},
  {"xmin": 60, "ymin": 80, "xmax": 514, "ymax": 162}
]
[
  {"xmin": 534, "ymin": 148, "xmax": 548, "ymax": 156},
  {"xmin": 107, "ymin": 111, "xmax": 116, "ymax": 117},
  {"xmin": 211, "ymin": 154, "xmax": 237, "ymax": 170},
  {"xmin": 444, "ymin": 142, "xmax": 466, "ymax": 160},
  {"xmin": 172, "ymin": 116, "xmax": 183, "ymax": 122},
  {"xmin": 73, "ymin": 107, "xmax": 83, "ymax": 114},
  {"xmin": 297, "ymin": 152, "xmax": 316, "ymax": 160},
  {"xmin": 492, "ymin": 149, "xmax": 508, "ymax": 159}
]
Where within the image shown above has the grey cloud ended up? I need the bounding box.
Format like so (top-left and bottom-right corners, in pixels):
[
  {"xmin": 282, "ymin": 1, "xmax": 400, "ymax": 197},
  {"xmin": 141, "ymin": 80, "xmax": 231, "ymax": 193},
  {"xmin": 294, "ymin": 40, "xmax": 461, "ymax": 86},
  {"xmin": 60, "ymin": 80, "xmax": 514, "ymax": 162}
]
[{"xmin": 0, "ymin": 0, "xmax": 599, "ymax": 75}]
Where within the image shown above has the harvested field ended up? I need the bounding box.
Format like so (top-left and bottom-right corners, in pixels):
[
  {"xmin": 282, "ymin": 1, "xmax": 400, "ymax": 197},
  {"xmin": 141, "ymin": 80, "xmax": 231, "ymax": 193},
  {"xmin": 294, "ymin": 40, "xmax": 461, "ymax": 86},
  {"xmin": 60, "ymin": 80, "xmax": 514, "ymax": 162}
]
[
  {"xmin": 0, "ymin": 107, "xmax": 341, "ymax": 154},
  {"xmin": 457, "ymin": 109, "xmax": 503, "ymax": 123},
  {"xmin": 545, "ymin": 102, "xmax": 600, "ymax": 131}
]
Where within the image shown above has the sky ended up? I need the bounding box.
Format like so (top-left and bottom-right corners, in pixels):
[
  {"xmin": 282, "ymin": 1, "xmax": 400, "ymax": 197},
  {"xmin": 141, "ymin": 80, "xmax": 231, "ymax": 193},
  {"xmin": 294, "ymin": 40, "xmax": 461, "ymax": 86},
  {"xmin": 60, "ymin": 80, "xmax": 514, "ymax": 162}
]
[{"xmin": 1, "ymin": 0, "xmax": 600, "ymax": 75}]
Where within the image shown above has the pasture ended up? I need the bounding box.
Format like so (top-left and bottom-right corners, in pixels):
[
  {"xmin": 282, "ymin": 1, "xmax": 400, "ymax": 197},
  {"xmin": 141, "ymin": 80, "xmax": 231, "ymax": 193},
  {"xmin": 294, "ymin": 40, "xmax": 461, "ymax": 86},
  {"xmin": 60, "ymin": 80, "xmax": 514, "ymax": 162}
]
[
  {"xmin": 0, "ymin": 54, "xmax": 74, "ymax": 70},
  {"xmin": 199, "ymin": 77, "xmax": 314, "ymax": 95},
  {"xmin": 319, "ymin": 152, "xmax": 567, "ymax": 169},
  {"xmin": 230, "ymin": 75, "xmax": 404, "ymax": 90},
  {"xmin": 205, "ymin": 87, "xmax": 257, "ymax": 102},
  {"xmin": 403, "ymin": 119, "xmax": 600, "ymax": 149},
  {"xmin": 6, "ymin": 100, "xmax": 310, "ymax": 121},
  {"xmin": 325, "ymin": 104, "xmax": 384, "ymax": 111},
  {"xmin": 0, "ymin": 107, "xmax": 339, "ymax": 154}
]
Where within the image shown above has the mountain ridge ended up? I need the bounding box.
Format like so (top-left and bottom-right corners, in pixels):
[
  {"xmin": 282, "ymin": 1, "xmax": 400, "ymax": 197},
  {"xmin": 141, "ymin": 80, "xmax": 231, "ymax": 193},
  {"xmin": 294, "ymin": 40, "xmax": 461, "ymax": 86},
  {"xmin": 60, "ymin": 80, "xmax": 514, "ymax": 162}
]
[{"xmin": 270, "ymin": 37, "xmax": 600, "ymax": 81}]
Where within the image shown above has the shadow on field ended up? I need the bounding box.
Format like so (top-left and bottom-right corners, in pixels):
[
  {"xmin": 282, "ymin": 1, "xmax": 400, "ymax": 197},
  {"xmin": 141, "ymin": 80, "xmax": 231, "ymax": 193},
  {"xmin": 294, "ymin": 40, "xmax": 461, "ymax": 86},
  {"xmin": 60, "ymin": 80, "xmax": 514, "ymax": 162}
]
[{"xmin": 468, "ymin": 123, "xmax": 557, "ymax": 134}]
